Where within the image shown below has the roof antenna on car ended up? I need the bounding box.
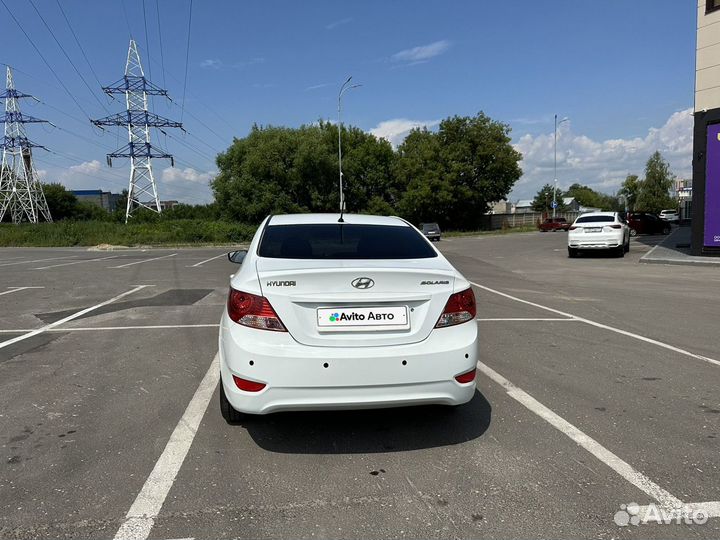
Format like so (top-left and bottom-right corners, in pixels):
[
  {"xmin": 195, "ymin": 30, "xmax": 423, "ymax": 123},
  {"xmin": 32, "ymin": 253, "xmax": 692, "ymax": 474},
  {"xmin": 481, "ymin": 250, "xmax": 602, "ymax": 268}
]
[{"xmin": 337, "ymin": 76, "xmax": 361, "ymax": 223}]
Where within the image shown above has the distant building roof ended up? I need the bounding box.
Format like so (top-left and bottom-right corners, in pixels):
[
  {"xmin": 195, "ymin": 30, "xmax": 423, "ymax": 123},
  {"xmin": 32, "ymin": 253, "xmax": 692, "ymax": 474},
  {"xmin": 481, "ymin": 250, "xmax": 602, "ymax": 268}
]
[
  {"xmin": 563, "ymin": 197, "xmax": 575, "ymax": 205},
  {"xmin": 515, "ymin": 199, "xmax": 533, "ymax": 207}
]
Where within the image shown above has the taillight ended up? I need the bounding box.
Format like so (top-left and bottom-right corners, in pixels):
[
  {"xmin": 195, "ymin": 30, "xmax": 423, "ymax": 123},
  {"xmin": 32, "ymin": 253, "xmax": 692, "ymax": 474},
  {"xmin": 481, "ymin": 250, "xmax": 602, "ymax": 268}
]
[
  {"xmin": 455, "ymin": 369, "xmax": 476, "ymax": 384},
  {"xmin": 435, "ymin": 288, "xmax": 476, "ymax": 328},
  {"xmin": 569, "ymin": 226, "xmax": 578, "ymax": 230},
  {"xmin": 609, "ymin": 224, "xmax": 622, "ymax": 229},
  {"xmin": 227, "ymin": 288, "xmax": 286, "ymax": 331},
  {"xmin": 232, "ymin": 375, "xmax": 266, "ymax": 392}
]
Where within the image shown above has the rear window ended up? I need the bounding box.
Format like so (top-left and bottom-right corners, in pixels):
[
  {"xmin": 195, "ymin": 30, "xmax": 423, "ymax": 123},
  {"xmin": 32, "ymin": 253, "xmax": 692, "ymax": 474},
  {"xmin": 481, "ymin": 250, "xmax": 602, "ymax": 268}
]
[
  {"xmin": 258, "ymin": 224, "xmax": 438, "ymax": 259},
  {"xmin": 422, "ymin": 223, "xmax": 440, "ymax": 231},
  {"xmin": 576, "ymin": 215, "xmax": 615, "ymax": 223}
]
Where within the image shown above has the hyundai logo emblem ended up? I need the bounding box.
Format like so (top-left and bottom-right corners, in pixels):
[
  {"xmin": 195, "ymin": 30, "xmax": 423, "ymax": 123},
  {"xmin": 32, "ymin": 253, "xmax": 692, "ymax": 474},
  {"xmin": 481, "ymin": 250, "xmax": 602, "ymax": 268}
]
[{"xmin": 351, "ymin": 277, "xmax": 374, "ymax": 289}]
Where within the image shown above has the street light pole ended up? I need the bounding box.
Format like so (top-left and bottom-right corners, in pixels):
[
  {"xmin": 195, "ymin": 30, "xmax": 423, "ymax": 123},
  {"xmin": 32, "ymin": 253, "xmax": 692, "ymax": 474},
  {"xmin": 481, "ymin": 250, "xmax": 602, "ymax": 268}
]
[
  {"xmin": 553, "ymin": 114, "xmax": 568, "ymax": 218},
  {"xmin": 338, "ymin": 76, "xmax": 361, "ymax": 221}
]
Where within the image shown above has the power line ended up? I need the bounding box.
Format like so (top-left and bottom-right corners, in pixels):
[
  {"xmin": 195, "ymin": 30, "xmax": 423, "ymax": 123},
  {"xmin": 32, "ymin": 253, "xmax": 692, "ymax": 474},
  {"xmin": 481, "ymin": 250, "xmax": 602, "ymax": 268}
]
[
  {"xmin": 0, "ymin": 0, "xmax": 91, "ymax": 119},
  {"xmin": 54, "ymin": 0, "xmax": 107, "ymax": 96},
  {"xmin": 27, "ymin": 0, "xmax": 110, "ymax": 115},
  {"xmin": 141, "ymin": 0, "xmax": 153, "ymax": 85},
  {"xmin": 121, "ymin": 0, "xmax": 134, "ymax": 38},
  {"xmin": 180, "ymin": 0, "xmax": 193, "ymax": 122},
  {"xmin": 155, "ymin": 0, "xmax": 167, "ymax": 89}
]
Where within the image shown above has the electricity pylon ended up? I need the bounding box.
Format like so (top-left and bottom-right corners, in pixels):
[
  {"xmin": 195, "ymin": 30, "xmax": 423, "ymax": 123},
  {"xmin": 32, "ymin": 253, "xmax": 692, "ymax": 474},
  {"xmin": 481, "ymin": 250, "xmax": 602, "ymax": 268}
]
[
  {"xmin": 92, "ymin": 39, "xmax": 182, "ymax": 222},
  {"xmin": 0, "ymin": 67, "xmax": 52, "ymax": 224}
]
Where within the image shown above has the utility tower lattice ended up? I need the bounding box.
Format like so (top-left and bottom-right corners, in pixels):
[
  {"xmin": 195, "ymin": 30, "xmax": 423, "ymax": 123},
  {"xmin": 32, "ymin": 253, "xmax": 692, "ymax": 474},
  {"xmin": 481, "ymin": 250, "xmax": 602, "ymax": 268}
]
[
  {"xmin": 92, "ymin": 39, "xmax": 182, "ymax": 222},
  {"xmin": 0, "ymin": 67, "xmax": 52, "ymax": 224}
]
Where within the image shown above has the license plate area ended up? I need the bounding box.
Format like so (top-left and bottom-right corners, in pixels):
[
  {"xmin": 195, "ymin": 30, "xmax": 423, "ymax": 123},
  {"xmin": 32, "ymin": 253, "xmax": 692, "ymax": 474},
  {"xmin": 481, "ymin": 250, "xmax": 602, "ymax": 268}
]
[
  {"xmin": 586, "ymin": 227, "xmax": 603, "ymax": 233},
  {"xmin": 317, "ymin": 306, "xmax": 409, "ymax": 332}
]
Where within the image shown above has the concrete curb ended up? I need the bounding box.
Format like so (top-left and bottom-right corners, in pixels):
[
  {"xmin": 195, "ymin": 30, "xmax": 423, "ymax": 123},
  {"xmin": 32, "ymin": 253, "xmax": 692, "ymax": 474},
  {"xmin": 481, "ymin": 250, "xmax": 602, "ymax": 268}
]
[{"xmin": 639, "ymin": 228, "xmax": 720, "ymax": 267}]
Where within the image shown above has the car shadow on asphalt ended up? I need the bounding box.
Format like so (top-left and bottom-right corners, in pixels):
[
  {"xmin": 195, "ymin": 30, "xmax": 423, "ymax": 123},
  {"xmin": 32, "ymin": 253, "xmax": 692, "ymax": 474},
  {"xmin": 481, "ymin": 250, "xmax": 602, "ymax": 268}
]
[{"xmin": 239, "ymin": 389, "xmax": 491, "ymax": 454}]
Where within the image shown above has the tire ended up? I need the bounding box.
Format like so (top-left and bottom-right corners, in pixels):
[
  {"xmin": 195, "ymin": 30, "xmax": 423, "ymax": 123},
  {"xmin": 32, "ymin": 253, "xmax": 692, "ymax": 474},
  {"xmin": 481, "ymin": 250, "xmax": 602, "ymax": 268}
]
[
  {"xmin": 663, "ymin": 226, "xmax": 670, "ymax": 235},
  {"xmin": 629, "ymin": 228, "xmax": 637, "ymax": 237},
  {"xmin": 568, "ymin": 247, "xmax": 578, "ymax": 258},
  {"xmin": 624, "ymin": 240, "xmax": 630, "ymax": 253},
  {"xmin": 616, "ymin": 246, "xmax": 625, "ymax": 258},
  {"xmin": 220, "ymin": 380, "xmax": 244, "ymax": 424}
]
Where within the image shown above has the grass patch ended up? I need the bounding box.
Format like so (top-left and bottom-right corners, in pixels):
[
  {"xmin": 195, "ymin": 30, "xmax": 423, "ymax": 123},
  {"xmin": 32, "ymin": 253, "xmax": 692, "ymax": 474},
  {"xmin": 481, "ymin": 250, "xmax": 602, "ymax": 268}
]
[
  {"xmin": 443, "ymin": 225, "xmax": 538, "ymax": 238},
  {"xmin": 0, "ymin": 220, "xmax": 256, "ymax": 247}
]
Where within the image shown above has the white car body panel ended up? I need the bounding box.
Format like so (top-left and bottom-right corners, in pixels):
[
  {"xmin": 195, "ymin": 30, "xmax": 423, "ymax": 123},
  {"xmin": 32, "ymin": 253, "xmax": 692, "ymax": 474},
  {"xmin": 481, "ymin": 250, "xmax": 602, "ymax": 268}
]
[
  {"xmin": 219, "ymin": 214, "xmax": 478, "ymax": 415},
  {"xmin": 568, "ymin": 212, "xmax": 629, "ymax": 251}
]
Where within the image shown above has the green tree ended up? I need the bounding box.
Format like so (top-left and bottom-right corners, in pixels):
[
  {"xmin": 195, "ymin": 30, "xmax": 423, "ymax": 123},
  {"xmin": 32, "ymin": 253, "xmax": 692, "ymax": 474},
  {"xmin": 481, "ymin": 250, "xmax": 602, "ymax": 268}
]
[
  {"xmin": 635, "ymin": 152, "xmax": 675, "ymax": 213},
  {"xmin": 566, "ymin": 183, "xmax": 621, "ymax": 211},
  {"xmin": 72, "ymin": 200, "xmax": 109, "ymax": 221},
  {"xmin": 532, "ymin": 183, "xmax": 567, "ymax": 212},
  {"xmin": 42, "ymin": 183, "xmax": 78, "ymax": 220},
  {"xmin": 212, "ymin": 122, "xmax": 397, "ymax": 223},
  {"xmin": 396, "ymin": 112, "xmax": 522, "ymax": 228},
  {"xmin": 618, "ymin": 174, "xmax": 640, "ymax": 211}
]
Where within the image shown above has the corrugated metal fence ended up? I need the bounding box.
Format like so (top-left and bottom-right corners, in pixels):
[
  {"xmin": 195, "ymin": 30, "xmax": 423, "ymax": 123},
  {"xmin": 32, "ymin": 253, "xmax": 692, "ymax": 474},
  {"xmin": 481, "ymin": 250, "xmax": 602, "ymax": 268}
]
[{"xmin": 479, "ymin": 212, "xmax": 582, "ymax": 231}]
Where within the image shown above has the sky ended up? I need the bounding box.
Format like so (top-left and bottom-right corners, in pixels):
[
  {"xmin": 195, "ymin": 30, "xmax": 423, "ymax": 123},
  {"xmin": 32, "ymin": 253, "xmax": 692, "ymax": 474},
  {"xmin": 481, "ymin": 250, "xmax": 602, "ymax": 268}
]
[{"xmin": 0, "ymin": 0, "xmax": 697, "ymax": 205}]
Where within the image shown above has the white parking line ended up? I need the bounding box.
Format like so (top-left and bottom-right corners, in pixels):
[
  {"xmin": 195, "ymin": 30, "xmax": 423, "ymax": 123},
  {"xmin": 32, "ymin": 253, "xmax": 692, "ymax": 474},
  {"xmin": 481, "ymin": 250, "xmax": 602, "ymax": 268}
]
[
  {"xmin": 113, "ymin": 354, "xmax": 219, "ymax": 540},
  {"xmin": 34, "ymin": 255, "xmax": 119, "ymax": 269},
  {"xmin": 188, "ymin": 253, "xmax": 226, "ymax": 267},
  {"xmin": 0, "ymin": 324, "xmax": 219, "ymax": 333},
  {"xmin": 0, "ymin": 285, "xmax": 151, "ymax": 350},
  {"xmin": 0, "ymin": 286, "xmax": 44, "ymax": 297},
  {"xmin": 476, "ymin": 360, "xmax": 683, "ymax": 509},
  {"xmin": 110, "ymin": 253, "xmax": 177, "ymax": 268},
  {"xmin": 477, "ymin": 317, "xmax": 579, "ymax": 322},
  {"xmin": 0, "ymin": 255, "xmax": 78, "ymax": 268},
  {"xmin": 470, "ymin": 281, "xmax": 720, "ymax": 368}
]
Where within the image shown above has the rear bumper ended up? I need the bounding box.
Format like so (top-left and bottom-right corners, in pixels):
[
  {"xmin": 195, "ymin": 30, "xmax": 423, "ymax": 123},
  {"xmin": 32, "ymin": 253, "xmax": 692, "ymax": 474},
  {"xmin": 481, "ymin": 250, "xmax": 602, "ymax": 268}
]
[
  {"xmin": 568, "ymin": 232, "xmax": 624, "ymax": 249},
  {"xmin": 218, "ymin": 313, "xmax": 477, "ymax": 414}
]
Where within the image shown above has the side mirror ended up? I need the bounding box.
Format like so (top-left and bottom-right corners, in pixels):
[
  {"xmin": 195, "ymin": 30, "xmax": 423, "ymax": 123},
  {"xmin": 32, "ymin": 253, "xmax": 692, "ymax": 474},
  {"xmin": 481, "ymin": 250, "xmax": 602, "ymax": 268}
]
[{"xmin": 227, "ymin": 250, "xmax": 248, "ymax": 264}]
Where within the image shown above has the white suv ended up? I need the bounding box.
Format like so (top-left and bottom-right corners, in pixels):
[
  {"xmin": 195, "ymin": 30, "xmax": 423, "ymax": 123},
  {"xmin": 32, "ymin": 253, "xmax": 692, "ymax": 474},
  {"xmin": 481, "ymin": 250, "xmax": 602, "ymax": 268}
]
[
  {"xmin": 659, "ymin": 210, "xmax": 679, "ymax": 223},
  {"xmin": 567, "ymin": 212, "xmax": 630, "ymax": 258}
]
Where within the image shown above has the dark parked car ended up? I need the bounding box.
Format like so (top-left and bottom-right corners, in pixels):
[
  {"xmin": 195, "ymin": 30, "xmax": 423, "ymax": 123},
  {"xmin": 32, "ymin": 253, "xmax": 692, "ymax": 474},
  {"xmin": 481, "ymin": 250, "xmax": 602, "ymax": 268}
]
[
  {"xmin": 539, "ymin": 217, "xmax": 570, "ymax": 232},
  {"xmin": 627, "ymin": 212, "xmax": 671, "ymax": 236},
  {"xmin": 420, "ymin": 222, "xmax": 441, "ymax": 241}
]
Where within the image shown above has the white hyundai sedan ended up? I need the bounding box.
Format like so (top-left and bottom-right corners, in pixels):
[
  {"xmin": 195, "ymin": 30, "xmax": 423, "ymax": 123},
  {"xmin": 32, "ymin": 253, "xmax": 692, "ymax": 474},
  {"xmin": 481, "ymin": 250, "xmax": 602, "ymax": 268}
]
[
  {"xmin": 567, "ymin": 212, "xmax": 630, "ymax": 258},
  {"xmin": 218, "ymin": 213, "xmax": 478, "ymax": 421}
]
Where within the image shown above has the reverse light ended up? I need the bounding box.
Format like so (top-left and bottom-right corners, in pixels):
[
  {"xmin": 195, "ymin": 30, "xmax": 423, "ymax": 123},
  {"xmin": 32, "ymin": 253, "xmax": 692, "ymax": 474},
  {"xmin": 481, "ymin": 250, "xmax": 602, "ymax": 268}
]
[
  {"xmin": 435, "ymin": 288, "xmax": 476, "ymax": 328},
  {"xmin": 232, "ymin": 375, "xmax": 266, "ymax": 392},
  {"xmin": 227, "ymin": 288, "xmax": 287, "ymax": 331},
  {"xmin": 455, "ymin": 369, "xmax": 476, "ymax": 384}
]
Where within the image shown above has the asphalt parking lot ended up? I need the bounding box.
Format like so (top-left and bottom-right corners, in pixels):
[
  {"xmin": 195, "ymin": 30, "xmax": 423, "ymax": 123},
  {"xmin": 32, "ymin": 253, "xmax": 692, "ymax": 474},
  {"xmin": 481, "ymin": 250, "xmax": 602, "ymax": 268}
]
[{"xmin": 1, "ymin": 232, "xmax": 719, "ymax": 539}]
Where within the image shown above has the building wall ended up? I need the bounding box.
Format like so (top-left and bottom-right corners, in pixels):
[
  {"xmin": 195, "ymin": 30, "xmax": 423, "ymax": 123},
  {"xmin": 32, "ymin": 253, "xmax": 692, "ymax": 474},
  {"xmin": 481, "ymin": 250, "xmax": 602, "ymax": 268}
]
[
  {"xmin": 691, "ymin": 0, "xmax": 720, "ymax": 255},
  {"xmin": 696, "ymin": 1, "xmax": 720, "ymax": 112}
]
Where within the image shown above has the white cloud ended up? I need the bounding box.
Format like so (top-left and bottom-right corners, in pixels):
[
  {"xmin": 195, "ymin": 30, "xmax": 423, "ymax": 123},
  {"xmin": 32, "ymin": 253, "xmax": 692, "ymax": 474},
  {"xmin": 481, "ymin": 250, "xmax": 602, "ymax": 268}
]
[
  {"xmin": 68, "ymin": 159, "xmax": 102, "ymax": 175},
  {"xmin": 161, "ymin": 166, "xmax": 216, "ymax": 185},
  {"xmin": 200, "ymin": 59, "xmax": 222, "ymax": 69},
  {"xmin": 510, "ymin": 108, "xmax": 693, "ymax": 200},
  {"xmin": 392, "ymin": 40, "xmax": 450, "ymax": 63},
  {"xmin": 326, "ymin": 17, "xmax": 352, "ymax": 30},
  {"xmin": 41, "ymin": 160, "xmax": 215, "ymax": 204},
  {"xmin": 369, "ymin": 118, "xmax": 440, "ymax": 148},
  {"xmin": 305, "ymin": 83, "xmax": 331, "ymax": 91}
]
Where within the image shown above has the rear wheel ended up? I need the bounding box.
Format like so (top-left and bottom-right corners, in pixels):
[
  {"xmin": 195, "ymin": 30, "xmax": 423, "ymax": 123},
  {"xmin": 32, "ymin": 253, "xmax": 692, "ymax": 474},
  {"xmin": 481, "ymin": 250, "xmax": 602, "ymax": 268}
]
[
  {"xmin": 220, "ymin": 380, "xmax": 244, "ymax": 424},
  {"xmin": 663, "ymin": 226, "xmax": 671, "ymax": 235},
  {"xmin": 629, "ymin": 228, "xmax": 638, "ymax": 237},
  {"xmin": 568, "ymin": 247, "xmax": 578, "ymax": 258},
  {"xmin": 624, "ymin": 239, "xmax": 630, "ymax": 253},
  {"xmin": 616, "ymin": 245, "xmax": 625, "ymax": 258}
]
